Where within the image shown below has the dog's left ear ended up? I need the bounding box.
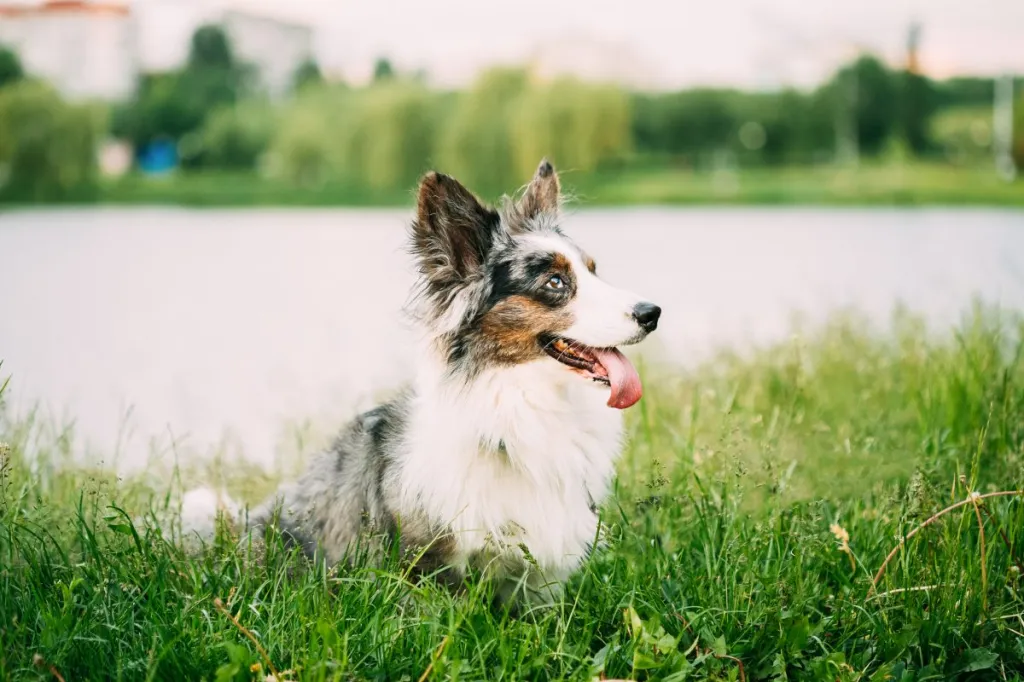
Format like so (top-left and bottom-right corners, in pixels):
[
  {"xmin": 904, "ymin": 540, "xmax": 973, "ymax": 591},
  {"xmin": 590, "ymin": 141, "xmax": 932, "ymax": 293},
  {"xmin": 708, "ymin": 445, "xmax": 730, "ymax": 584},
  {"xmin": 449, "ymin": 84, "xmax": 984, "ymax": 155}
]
[
  {"xmin": 519, "ymin": 158, "xmax": 561, "ymax": 219},
  {"xmin": 413, "ymin": 171, "xmax": 499, "ymax": 293}
]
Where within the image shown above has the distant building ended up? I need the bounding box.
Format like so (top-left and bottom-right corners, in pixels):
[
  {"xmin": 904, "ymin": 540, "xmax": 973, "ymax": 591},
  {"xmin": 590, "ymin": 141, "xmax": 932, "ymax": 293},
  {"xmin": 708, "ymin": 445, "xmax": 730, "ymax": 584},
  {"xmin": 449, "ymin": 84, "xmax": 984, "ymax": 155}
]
[
  {"xmin": 0, "ymin": 0, "xmax": 137, "ymax": 101},
  {"xmin": 221, "ymin": 9, "xmax": 313, "ymax": 99}
]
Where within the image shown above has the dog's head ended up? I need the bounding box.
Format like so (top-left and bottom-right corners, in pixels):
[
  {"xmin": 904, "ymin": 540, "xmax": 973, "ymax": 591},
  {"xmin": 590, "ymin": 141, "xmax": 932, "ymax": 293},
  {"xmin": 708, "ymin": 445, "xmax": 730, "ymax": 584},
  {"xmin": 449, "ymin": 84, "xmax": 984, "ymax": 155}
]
[{"xmin": 409, "ymin": 159, "xmax": 660, "ymax": 409}]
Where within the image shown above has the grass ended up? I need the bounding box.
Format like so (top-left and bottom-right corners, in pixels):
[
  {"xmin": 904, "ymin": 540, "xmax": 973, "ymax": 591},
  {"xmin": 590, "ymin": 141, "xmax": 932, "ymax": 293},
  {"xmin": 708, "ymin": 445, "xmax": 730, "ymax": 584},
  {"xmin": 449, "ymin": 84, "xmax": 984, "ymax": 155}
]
[
  {"xmin": 84, "ymin": 161, "xmax": 1024, "ymax": 209},
  {"xmin": 2, "ymin": 304, "xmax": 1024, "ymax": 681}
]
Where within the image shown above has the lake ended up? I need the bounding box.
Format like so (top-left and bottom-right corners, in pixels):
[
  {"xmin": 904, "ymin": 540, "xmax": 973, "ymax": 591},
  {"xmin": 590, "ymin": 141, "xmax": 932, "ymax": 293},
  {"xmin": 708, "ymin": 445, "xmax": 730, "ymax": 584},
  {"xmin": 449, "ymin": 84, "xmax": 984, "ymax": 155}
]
[{"xmin": 3, "ymin": 207, "xmax": 1024, "ymax": 471}]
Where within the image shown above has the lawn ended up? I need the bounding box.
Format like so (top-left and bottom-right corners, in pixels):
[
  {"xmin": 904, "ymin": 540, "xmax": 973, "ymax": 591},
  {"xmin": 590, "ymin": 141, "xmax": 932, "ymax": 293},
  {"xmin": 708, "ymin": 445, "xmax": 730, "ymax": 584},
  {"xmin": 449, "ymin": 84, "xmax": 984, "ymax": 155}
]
[
  {"xmin": 2, "ymin": 304, "xmax": 1024, "ymax": 681},
  {"xmin": 93, "ymin": 162, "xmax": 1024, "ymax": 209}
]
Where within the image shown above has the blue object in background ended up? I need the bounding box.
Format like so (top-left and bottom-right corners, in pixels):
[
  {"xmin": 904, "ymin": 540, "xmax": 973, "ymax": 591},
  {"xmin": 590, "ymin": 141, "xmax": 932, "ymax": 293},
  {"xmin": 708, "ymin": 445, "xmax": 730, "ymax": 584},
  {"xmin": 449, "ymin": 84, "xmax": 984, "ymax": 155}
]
[{"xmin": 137, "ymin": 139, "xmax": 177, "ymax": 175}]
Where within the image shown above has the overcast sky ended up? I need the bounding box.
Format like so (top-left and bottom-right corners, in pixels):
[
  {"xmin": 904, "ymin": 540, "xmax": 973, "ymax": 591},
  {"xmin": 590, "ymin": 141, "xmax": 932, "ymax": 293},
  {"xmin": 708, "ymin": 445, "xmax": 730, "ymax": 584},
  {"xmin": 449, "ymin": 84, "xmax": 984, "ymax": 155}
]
[{"xmin": 131, "ymin": 0, "xmax": 1024, "ymax": 88}]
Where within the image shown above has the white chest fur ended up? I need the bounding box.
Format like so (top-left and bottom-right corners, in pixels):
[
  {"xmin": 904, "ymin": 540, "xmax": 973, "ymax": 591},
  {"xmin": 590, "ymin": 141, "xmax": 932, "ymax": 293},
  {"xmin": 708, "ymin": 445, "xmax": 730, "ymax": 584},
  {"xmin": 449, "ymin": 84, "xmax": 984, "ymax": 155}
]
[{"xmin": 398, "ymin": 358, "xmax": 624, "ymax": 579}]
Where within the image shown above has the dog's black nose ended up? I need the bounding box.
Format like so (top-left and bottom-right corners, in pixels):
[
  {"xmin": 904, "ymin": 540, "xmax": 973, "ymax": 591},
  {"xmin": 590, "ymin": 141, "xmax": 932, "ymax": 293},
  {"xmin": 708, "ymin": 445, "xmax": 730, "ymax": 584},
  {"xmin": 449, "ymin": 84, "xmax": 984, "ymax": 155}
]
[{"xmin": 633, "ymin": 303, "xmax": 661, "ymax": 332}]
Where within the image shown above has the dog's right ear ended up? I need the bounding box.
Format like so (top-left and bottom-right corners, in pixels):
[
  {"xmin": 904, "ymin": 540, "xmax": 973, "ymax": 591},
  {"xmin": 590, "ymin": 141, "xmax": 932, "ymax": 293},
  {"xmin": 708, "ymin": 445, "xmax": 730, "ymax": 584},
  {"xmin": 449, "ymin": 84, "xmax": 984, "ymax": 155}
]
[
  {"xmin": 518, "ymin": 158, "xmax": 561, "ymax": 220},
  {"xmin": 412, "ymin": 172, "xmax": 500, "ymax": 292}
]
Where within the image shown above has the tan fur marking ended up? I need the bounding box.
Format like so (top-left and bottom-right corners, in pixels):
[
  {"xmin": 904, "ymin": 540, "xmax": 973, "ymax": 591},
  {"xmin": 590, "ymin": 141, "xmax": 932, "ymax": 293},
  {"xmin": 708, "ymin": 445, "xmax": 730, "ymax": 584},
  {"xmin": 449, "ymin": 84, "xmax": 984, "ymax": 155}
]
[
  {"xmin": 479, "ymin": 295, "xmax": 574, "ymax": 364},
  {"xmin": 551, "ymin": 252, "xmax": 573, "ymax": 276}
]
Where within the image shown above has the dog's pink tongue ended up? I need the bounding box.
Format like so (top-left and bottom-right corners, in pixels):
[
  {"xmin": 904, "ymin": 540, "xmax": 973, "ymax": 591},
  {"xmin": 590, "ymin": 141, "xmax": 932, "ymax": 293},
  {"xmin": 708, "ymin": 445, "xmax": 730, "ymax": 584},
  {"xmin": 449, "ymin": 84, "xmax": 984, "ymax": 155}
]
[{"xmin": 591, "ymin": 348, "xmax": 643, "ymax": 409}]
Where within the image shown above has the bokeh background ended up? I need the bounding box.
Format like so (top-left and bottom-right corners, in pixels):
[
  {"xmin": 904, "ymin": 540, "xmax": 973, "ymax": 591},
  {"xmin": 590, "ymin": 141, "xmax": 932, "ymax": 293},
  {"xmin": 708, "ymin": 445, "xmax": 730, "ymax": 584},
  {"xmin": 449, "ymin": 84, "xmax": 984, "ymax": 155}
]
[
  {"xmin": 1, "ymin": 0, "xmax": 1023, "ymax": 469},
  {"xmin": 0, "ymin": 0, "xmax": 1022, "ymax": 204}
]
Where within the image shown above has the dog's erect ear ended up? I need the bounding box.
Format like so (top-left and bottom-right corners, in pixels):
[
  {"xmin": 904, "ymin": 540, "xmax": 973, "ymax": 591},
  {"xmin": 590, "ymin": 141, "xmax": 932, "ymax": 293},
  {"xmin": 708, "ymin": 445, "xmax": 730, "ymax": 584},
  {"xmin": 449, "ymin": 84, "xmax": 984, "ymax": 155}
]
[
  {"xmin": 519, "ymin": 158, "xmax": 561, "ymax": 219},
  {"xmin": 413, "ymin": 172, "xmax": 499, "ymax": 291}
]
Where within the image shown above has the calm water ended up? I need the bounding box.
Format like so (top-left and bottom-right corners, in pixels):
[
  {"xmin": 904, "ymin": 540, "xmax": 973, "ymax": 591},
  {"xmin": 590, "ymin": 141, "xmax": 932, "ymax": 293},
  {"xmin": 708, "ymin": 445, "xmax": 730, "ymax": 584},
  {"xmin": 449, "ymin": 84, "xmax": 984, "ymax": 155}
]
[{"xmin": 3, "ymin": 207, "xmax": 1024, "ymax": 470}]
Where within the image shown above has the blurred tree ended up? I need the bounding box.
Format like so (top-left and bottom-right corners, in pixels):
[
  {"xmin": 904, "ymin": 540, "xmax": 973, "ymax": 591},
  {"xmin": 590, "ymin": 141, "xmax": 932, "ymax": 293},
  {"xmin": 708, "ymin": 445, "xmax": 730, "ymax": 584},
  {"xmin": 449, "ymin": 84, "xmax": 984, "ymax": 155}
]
[
  {"xmin": 1013, "ymin": 95, "xmax": 1024, "ymax": 169},
  {"xmin": 359, "ymin": 83, "xmax": 439, "ymax": 189},
  {"xmin": 188, "ymin": 25, "xmax": 234, "ymax": 70},
  {"xmin": 111, "ymin": 73, "xmax": 204, "ymax": 149},
  {"xmin": 510, "ymin": 78, "xmax": 631, "ymax": 180},
  {"xmin": 292, "ymin": 59, "xmax": 323, "ymax": 93},
  {"xmin": 826, "ymin": 55, "xmax": 898, "ymax": 157},
  {"xmin": 178, "ymin": 24, "xmax": 250, "ymax": 126},
  {"xmin": 753, "ymin": 91, "xmax": 809, "ymax": 165},
  {"xmin": 438, "ymin": 68, "xmax": 529, "ymax": 196},
  {"xmin": 265, "ymin": 88, "xmax": 344, "ymax": 187},
  {"xmin": 631, "ymin": 56, "xmax": 940, "ymax": 167},
  {"xmin": 113, "ymin": 24, "xmax": 252, "ymax": 165},
  {"xmin": 267, "ymin": 82, "xmax": 440, "ymax": 191},
  {"xmin": 897, "ymin": 70, "xmax": 938, "ymax": 155},
  {"xmin": 803, "ymin": 87, "xmax": 841, "ymax": 161},
  {"xmin": 0, "ymin": 81, "xmax": 99, "ymax": 201},
  {"xmin": 196, "ymin": 100, "xmax": 277, "ymax": 169},
  {"xmin": 0, "ymin": 45, "xmax": 24, "ymax": 89},
  {"xmin": 935, "ymin": 77, "xmax": 994, "ymax": 108},
  {"xmin": 631, "ymin": 89, "xmax": 741, "ymax": 165},
  {"xmin": 373, "ymin": 58, "xmax": 395, "ymax": 83}
]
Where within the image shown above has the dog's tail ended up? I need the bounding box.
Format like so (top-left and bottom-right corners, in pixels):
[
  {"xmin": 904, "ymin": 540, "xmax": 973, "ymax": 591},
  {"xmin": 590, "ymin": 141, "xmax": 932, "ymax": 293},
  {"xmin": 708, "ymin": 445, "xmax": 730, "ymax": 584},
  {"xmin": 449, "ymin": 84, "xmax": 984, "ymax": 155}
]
[{"xmin": 176, "ymin": 485, "xmax": 243, "ymax": 543}]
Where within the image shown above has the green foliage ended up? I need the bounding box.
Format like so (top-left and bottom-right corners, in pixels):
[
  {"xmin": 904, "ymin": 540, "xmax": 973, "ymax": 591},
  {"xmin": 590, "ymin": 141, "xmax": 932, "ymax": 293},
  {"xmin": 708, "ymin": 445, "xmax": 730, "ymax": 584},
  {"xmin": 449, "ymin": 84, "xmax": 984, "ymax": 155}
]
[
  {"xmin": 1013, "ymin": 95, "xmax": 1024, "ymax": 169},
  {"xmin": 357, "ymin": 83, "xmax": 440, "ymax": 189},
  {"xmin": 98, "ymin": 41, "xmax": 992, "ymax": 192},
  {"xmin": 509, "ymin": 77, "xmax": 631, "ymax": 180},
  {"xmin": 262, "ymin": 87, "xmax": 345, "ymax": 186},
  {"xmin": 373, "ymin": 57, "xmax": 395, "ymax": 83},
  {"xmin": 5, "ymin": 32, "xmax": 1005, "ymax": 202},
  {"xmin": 629, "ymin": 55, "xmax": 938, "ymax": 167},
  {"xmin": 266, "ymin": 81, "xmax": 440, "ymax": 190},
  {"xmin": 0, "ymin": 80, "xmax": 100, "ymax": 202},
  {"xmin": 113, "ymin": 24, "xmax": 250, "ymax": 160},
  {"xmin": 188, "ymin": 24, "xmax": 235, "ymax": 71},
  {"xmin": 632, "ymin": 87, "xmax": 836, "ymax": 167},
  {"xmin": 264, "ymin": 70, "xmax": 630, "ymax": 196},
  {"xmin": 437, "ymin": 68, "xmax": 530, "ymax": 196},
  {"xmin": 2, "ymin": 306, "xmax": 1024, "ymax": 680},
  {"xmin": 745, "ymin": 91, "xmax": 813, "ymax": 165},
  {"xmin": 0, "ymin": 44, "xmax": 24, "ymax": 89},
  {"xmin": 896, "ymin": 70, "xmax": 938, "ymax": 155},
  {"xmin": 437, "ymin": 69, "xmax": 631, "ymax": 197},
  {"xmin": 292, "ymin": 59, "xmax": 323, "ymax": 93},
  {"xmin": 182, "ymin": 25, "xmax": 251, "ymax": 111},
  {"xmin": 932, "ymin": 76, "xmax": 1024, "ymax": 109},
  {"xmin": 825, "ymin": 55, "xmax": 899, "ymax": 157},
  {"xmin": 112, "ymin": 73, "xmax": 204, "ymax": 148},
  {"xmin": 931, "ymin": 106, "xmax": 993, "ymax": 165},
  {"xmin": 937, "ymin": 76, "xmax": 993, "ymax": 107},
  {"xmin": 191, "ymin": 100, "xmax": 277, "ymax": 170},
  {"xmin": 632, "ymin": 89, "xmax": 743, "ymax": 160}
]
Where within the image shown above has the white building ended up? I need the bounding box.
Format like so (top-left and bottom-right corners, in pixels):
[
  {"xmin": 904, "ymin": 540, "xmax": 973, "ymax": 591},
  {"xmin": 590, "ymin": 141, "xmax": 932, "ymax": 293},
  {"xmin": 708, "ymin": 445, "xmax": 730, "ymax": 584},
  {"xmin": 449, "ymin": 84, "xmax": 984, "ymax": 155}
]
[
  {"xmin": 0, "ymin": 1, "xmax": 314, "ymax": 101},
  {"xmin": 0, "ymin": 0, "xmax": 137, "ymax": 101},
  {"xmin": 221, "ymin": 8, "xmax": 313, "ymax": 99}
]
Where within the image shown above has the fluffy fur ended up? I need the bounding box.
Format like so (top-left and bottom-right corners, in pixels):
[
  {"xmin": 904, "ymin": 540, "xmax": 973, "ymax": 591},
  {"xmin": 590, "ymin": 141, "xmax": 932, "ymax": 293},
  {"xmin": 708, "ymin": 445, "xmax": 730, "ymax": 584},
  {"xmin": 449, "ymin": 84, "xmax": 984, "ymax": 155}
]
[{"xmin": 181, "ymin": 160, "xmax": 661, "ymax": 604}]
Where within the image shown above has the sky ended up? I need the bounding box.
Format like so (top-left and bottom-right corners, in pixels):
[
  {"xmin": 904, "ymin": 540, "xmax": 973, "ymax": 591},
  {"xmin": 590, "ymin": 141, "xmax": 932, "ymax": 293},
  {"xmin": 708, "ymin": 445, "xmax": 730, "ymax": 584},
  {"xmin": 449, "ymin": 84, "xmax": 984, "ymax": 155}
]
[{"xmin": 126, "ymin": 0, "xmax": 1024, "ymax": 89}]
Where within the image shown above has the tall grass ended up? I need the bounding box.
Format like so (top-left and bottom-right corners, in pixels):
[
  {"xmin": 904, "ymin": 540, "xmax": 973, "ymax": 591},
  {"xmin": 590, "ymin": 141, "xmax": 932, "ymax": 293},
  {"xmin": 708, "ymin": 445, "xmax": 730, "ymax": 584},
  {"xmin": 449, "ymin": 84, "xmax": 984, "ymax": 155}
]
[{"xmin": 2, "ymin": 305, "xmax": 1023, "ymax": 681}]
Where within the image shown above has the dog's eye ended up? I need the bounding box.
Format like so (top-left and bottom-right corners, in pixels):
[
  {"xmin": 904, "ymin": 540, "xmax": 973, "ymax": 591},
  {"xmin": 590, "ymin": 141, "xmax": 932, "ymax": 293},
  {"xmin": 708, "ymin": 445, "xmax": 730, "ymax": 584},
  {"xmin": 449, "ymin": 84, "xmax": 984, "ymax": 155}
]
[{"xmin": 546, "ymin": 274, "xmax": 565, "ymax": 290}]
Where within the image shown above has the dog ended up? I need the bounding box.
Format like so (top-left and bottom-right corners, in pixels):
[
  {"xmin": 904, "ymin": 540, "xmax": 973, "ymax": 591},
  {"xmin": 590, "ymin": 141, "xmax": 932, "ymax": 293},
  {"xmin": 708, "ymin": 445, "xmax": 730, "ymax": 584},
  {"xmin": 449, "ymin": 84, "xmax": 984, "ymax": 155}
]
[{"xmin": 184, "ymin": 159, "xmax": 661, "ymax": 604}]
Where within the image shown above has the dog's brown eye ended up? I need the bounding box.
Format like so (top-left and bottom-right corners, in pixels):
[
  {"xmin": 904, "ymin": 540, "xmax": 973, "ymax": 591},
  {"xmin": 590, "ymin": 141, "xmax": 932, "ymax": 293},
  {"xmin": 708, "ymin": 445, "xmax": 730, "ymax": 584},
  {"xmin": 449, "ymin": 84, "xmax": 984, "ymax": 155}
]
[{"xmin": 546, "ymin": 274, "xmax": 564, "ymax": 290}]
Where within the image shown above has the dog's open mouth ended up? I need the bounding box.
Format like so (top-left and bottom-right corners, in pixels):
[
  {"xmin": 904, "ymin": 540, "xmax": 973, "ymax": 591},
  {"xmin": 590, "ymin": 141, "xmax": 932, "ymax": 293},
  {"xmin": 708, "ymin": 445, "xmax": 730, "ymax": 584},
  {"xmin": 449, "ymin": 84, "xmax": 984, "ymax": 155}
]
[{"xmin": 541, "ymin": 335, "xmax": 643, "ymax": 409}]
